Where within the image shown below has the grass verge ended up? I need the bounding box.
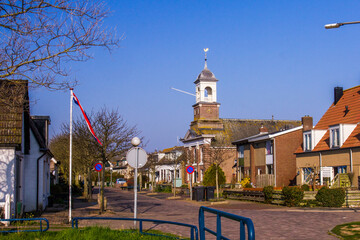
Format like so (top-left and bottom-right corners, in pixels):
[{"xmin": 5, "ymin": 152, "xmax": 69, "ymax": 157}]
[
  {"xmin": 330, "ymin": 221, "xmax": 360, "ymax": 239},
  {"xmin": 0, "ymin": 226, "xmax": 185, "ymax": 239}
]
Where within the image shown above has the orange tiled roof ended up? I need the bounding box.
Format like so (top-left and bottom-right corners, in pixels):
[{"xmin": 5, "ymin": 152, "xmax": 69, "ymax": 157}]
[
  {"xmin": 315, "ymin": 86, "xmax": 360, "ymax": 129},
  {"xmin": 297, "ymin": 85, "xmax": 360, "ymax": 154},
  {"xmin": 312, "ymin": 130, "xmax": 330, "ymax": 152},
  {"xmin": 341, "ymin": 124, "xmax": 360, "ymax": 149}
]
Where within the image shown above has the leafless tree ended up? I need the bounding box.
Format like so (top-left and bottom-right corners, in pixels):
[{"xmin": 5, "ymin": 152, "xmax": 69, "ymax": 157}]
[
  {"xmin": 0, "ymin": 0, "xmax": 119, "ymax": 89},
  {"xmin": 50, "ymin": 107, "xmax": 142, "ymax": 212},
  {"xmin": 92, "ymin": 108, "xmax": 142, "ymax": 213}
]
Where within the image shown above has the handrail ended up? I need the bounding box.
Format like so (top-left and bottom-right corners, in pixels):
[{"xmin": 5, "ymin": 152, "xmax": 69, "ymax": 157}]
[
  {"xmin": 199, "ymin": 206, "xmax": 255, "ymax": 240},
  {"xmin": 0, "ymin": 218, "xmax": 49, "ymax": 233},
  {"xmin": 72, "ymin": 217, "xmax": 198, "ymax": 240}
]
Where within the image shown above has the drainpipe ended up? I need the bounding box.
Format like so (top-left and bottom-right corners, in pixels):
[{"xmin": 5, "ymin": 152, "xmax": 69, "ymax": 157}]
[
  {"xmin": 273, "ymin": 139, "xmax": 276, "ymax": 187},
  {"xmin": 350, "ymin": 149, "xmax": 353, "ymax": 172},
  {"xmin": 37, "ymin": 151, "xmax": 47, "ymax": 212},
  {"xmin": 319, "ymin": 152, "xmax": 322, "ymax": 185}
]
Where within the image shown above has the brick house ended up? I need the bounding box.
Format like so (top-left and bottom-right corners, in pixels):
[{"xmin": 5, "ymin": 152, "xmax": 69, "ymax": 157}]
[
  {"xmin": 232, "ymin": 122, "xmax": 305, "ymax": 187},
  {"xmin": 296, "ymin": 86, "xmax": 360, "ymax": 188},
  {"xmin": 0, "ymin": 81, "xmax": 52, "ymax": 215},
  {"xmin": 181, "ymin": 57, "xmax": 301, "ymax": 184}
]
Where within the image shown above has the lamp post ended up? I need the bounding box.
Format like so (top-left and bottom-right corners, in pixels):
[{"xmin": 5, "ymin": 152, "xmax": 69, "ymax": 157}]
[
  {"xmin": 131, "ymin": 137, "xmax": 141, "ymax": 228},
  {"xmin": 325, "ymin": 21, "xmax": 360, "ymax": 29}
]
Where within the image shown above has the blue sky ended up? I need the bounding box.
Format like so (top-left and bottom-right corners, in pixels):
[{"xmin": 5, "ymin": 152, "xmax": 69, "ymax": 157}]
[{"xmin": 31, "ymin": 1, "xmax": 360, "ymax": 152}]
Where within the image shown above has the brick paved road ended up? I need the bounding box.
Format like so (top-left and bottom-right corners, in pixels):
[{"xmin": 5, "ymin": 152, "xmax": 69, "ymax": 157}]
[{"xmin": 103, "ymin": 188, "xmax": 359, "ymax": 240}]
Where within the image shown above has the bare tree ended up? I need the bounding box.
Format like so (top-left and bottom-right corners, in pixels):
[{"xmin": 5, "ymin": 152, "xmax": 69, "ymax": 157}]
[
  {"xmin": 0, "ymin": 0, "xmax": 119, "ymax": 89},
  {"xmin": 50, "ymin": 107, "xmax": 142, "ymax": 212},
  {"xmin": 170, "ymin": 147, "xmax": 185, "ymax": 197},
  {"xmin": 144, "ymin": 152, "xmax": 158, "ymax": 192},
  {"xmin": 92, "ymin": 108, "xmax": 142, "ymax": 213}
]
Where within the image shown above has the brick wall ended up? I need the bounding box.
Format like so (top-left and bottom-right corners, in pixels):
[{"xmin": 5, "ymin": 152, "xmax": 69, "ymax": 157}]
[
  {"xmin": 193, "ymin": 104, "xmax": 219, "ymax": 121},
  {"xmin": 275, "ymin": 129, "xmax": 303, "ymax": 187}
]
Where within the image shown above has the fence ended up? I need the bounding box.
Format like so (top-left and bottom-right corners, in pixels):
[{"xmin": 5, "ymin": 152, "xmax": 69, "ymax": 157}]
[
  {"xmin": 72, "ymin": 217, "xmax": 198, "ymax": 240},
  {"xmin": 0, "ymin": 218, "xmax": 49, "ymax": 233},
  {"xmin": 256, "ymin": 174, "xmax": 275, "ymax": 188},
  {"xmin": 199, "ymin": 206, "xmax": 255, "ymax": 240}
]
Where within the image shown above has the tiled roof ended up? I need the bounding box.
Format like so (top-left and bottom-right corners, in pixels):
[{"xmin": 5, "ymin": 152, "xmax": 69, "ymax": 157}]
[
  {"xmin": 189, "ymin": 118, "xmax": 301, "ymax": 146},
  {"xmin": 0, "ymin": 81, "xmax": 28, "ymax": 146},
  {"xmin": 341, "ymin": 125, "xmax": 360, "ymax": 149},
  {"xmin": 315, "ymin": 86, "xmax": 360, "ymax": 129},
  {"xmin": 312, "ymin": 130, "xmax": 330, "ymax": 152},
  {"xmin": 297, "ymin": 85, "xmax": 360, "ymax": 154}
]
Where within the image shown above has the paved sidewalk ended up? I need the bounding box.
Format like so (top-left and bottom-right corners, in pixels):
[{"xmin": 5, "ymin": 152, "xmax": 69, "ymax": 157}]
[{"xmin": 42, "ymin": 188, "xmax": 360, "ymax": 239}]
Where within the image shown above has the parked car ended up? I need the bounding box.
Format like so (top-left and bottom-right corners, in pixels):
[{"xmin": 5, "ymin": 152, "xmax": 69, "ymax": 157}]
[{"xmin": 116, "ymin": 178, "xmax": 126, "ymax": 185}]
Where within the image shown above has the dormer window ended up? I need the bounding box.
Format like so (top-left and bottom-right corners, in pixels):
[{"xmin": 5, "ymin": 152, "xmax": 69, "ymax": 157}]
[
  {"xmin": 330, "ymin": 127, "xmax": 340, "ymax": 148},
  {"xmin": 304, "ymin": 132, "xmax": 312, "ymax": 151}
]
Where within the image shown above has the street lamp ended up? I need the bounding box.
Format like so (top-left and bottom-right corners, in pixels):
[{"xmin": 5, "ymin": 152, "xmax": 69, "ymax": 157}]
[
  {"xmin": 325, "ymin": 21, "xmax": 360, "ymax": 29},
  {"xmin": 131, "ymin": 137, "xmax": 140, "ymax": 228}
]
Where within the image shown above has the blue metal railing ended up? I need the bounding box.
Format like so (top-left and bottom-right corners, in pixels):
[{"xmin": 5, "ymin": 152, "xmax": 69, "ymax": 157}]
[
  {"xmin": 199, "ymin": 206, "xmax": 255, "ymax": 240},
  {"xmin": 0, "ymin": 218, "xmax": 49, "ymax": 233},
  {"xmin": 72, "ymin": 217, "xmax": 198, "ymax": 240}
]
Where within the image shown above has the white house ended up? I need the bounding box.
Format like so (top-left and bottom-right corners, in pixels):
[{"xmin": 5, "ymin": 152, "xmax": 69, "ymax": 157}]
[
  {"xmin": 0, "ymin": 81, "xmax": 52, "ymax": 216},
  {"xmin": 153, "ymin": 147, "xmax": 184, "ymax": 186}
]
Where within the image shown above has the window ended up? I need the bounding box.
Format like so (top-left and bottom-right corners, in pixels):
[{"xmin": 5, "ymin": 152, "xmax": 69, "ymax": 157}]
[
  {"xmin": 266, "ymin": 164, "xmax": 273, "ymax": 174},
  {"xmin": 238, "ymin": 145, "xmax": 244, "ymax": 158},
  {"xmin": 304, "ymin": 133, "xmax": 312, "ymax": 151},
  {"xmin": 330, "ymin": 127, "xmax": 340, "ymax": 148},
  {"xmin": 266, "ymin": 141, "xmax": 273, "ymax": 155},
  {"xmin": 303, "ymin": 168, "xmax": 312, "ymax": 183}
]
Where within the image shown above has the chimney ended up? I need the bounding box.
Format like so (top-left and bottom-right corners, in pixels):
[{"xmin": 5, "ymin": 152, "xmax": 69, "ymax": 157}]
[
  {"xmin": 334, "ymin": 87, "xmax": 343, "ymax": 105},
  {"xmin": 259, "ymin": 125, "xmax": 268, "ymax": 134},
  {"xmin": 302, "ymin": 115, "xmax": 313, "ymax": 131}
]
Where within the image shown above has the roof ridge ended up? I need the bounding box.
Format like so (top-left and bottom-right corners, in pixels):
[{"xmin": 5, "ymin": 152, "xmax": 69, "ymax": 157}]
[
  {"xmin": 343, "ymin": 85, "xmax": 360, "ymax": 92},
  {"xmin": 221, "ymin": 118, "xmax": 300, "ymax": 122}
]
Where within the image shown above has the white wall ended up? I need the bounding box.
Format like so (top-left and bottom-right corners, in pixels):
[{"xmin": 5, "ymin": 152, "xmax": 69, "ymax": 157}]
[
  {"xmin": 0, "ymin": 148, "xmax": 16, "ymax": 216},
  {"xmin": 23, "ymin": 128, "xmax": 51, "ymax": 212}
]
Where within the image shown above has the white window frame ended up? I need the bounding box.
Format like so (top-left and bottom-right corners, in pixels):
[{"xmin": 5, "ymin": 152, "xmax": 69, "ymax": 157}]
[
  {"xmin": 304, "ymin": 132, "xmax": 312, "ymax": 151},
  {"xmin": 330, "ymin": 126, "xmax": 340, "ymax": 148}
]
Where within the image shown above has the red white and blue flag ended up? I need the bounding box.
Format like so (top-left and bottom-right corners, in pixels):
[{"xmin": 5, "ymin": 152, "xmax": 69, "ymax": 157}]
[{"xmin": 72, "ymin": 92, "xmax": 102, "ymax": 146}]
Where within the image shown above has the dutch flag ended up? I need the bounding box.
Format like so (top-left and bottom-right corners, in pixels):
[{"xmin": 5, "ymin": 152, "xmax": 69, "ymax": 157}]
[{"xmin": 72, "ymin": 92, "xmax": 102, "ymax": 146}]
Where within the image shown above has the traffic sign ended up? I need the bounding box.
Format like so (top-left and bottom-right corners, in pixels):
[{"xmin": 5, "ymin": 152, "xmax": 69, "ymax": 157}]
[
  {"xmin": 126, "ymin": 147, "xmax": 147, "ymax": 168},
  {"xmin": 186, "ymin": 166, "xmax": 194, "ymax": 174},
  {"xmin": 94, "ymin": 163, "xmax": 103, "ymax": 172}
]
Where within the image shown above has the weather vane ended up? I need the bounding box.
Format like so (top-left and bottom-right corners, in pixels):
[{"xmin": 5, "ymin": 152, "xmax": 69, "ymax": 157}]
[{"xmin": 204, "ymin": 48, "xmax": 209, "ymax": 68}]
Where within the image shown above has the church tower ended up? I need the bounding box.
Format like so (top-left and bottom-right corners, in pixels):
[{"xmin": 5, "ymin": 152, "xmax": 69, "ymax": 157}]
[{"xmin": 191, "ymin": 49, "xmax": 223, "ymax": 130}]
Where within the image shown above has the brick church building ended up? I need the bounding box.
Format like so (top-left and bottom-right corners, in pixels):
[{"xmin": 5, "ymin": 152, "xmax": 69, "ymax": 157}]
[{"xmin": 181, "ymin": 54, "xmax": 301, "ymax": 184}]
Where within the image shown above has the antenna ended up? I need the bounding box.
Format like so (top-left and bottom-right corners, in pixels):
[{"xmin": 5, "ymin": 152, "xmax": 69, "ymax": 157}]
[{"xmin": 171, "ymin": 87, "xmax": 196, "ymax": 97}]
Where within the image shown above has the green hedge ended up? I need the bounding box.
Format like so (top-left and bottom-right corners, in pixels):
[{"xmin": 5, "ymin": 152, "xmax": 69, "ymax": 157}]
[
  {"xmin": 301, "ymin": 184, "xmax": 310, "ymax": 191},
  {"xmin": 263, "ymin": 186, "xmax": 274, "ymax": 203},
  {"xmin": 282, "ymin": 186, "xmax": 304, "ymax": 207},
  {"xmin": 315, "ymin": 187, "xmax": 345, "ymax": 207}
]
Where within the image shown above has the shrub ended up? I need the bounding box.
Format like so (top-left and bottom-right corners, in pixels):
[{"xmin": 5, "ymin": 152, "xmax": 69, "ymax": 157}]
[
  {"xmin": 315, "ymin": 187, "xmax": 345, "ymax": 207},
  {"xmin": 244, "ymin": 183, "xmax": 253, "ymax": 188},
  {"xmin": 240, "ymin": 177, "xmax": 251, "ymax": 188},
  {"xmin": 263, "ymin": 186, "xmax": 274, "ymax": 204},
  {"xmin": 301, "ymin": 184, "xmax": 310, "ymax": 191},
  {"xmin": 203, "ymin": 164, "xmax": 226, "ymax": 187},
  {"xmin": 282, "ymin": 186, "xmax": 304, "ymax": 207}
]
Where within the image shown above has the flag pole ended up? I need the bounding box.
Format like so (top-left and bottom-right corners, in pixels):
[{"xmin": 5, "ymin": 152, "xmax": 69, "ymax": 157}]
[{"xmin": 69, "ymin": 88, "xmax": 74, "ymax": 223}]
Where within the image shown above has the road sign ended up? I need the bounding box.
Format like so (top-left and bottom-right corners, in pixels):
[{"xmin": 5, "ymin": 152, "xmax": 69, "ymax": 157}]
[
  {"xmin": 126, "ymin": 147, "xmax": 147, "ymax": 168},
  {"xmin": 94, "ymin": 163, "xmax": 103, "ymax": 172},
  {"xmin": 186, "ymin": 166, "xmax": 194, "ymax": 174}
]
